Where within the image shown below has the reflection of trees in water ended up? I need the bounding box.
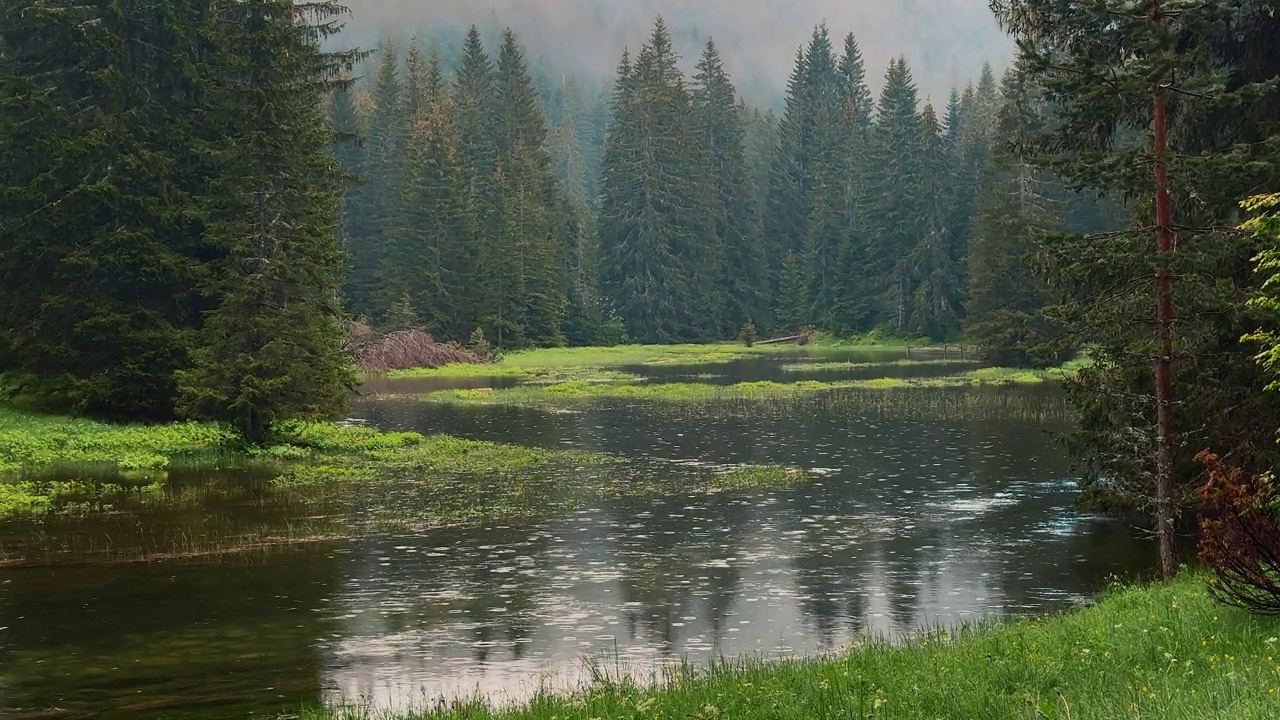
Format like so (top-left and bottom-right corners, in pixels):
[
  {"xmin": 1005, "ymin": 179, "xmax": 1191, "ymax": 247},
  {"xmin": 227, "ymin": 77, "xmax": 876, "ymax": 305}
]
[
  {"xmin": 603, "ymin": 491, "xmax": 752, "ymax": 656},
  {"xmin": 336, "ymin": 523, "xmax": 551, "ymax": 665},
  {"xmin": 2, "ymin": 550, "xmax": 342, "ymax": 716}
]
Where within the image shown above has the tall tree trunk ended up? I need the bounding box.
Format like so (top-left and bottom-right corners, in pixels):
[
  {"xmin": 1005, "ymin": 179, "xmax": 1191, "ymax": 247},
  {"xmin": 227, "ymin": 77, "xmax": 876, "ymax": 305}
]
[{"xmin": 1152, "ymin": 0, "xmax": 1177, "ymax": 580}]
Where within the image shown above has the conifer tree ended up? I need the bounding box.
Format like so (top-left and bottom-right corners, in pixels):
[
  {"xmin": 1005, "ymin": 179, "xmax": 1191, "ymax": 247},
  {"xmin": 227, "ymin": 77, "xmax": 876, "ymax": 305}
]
[
  {"xmin": 494, "ymin": 29, "xmax": 566, "ymax": 346},
  {"xmin": 692, "ymin": 39, "xmax": 760, "ymax": 334},
  {"xmin": 176, "ymin": 0, "xmax": 358, "ymax": 443},
  {"xmin": 598, "ymin": 20, "xmax": 706, "ymax": 343},
  {"xmin": 380, "ymin": 100, "xmax": 477, "ymax": 341},
  {"xmin": 0, "ymin": 0, "xmax": 214, "ymax": 419},
  {"xmin": 763, "ymin": 47, "xmax": 810, "ymax": 318},
  {"xmin": 993, "ymin": 0, "xmax": 1280, "ymax": 576},
  {"xmin": 964, "ymin": 64, "xmax": 1066, "ymax": 367},
  {"xmin": 344, "ymin": 38, "xmax": 403, "ymax": 321},
  {"xmin": 831, "ymin": 33, "xmax": 876, "ymax": 332},
  {"xmin": 909, "ymin": 104, "xmax": 963, "ymax": 340},
  {"xmin": 868, "ymin": 57, "xmax": 924, "ymax": 330},
  {"xmin": 453, "ymin": 26, "xmax": 505, "ymax": 341}
]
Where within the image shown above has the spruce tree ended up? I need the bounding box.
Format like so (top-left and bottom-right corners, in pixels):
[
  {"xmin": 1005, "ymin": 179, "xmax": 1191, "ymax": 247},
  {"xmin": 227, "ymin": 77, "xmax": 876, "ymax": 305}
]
[
  {"xmin": 692, "ymin": 39, "xmax": 761, "ymax": 334},
  {"xmin": 0, "ymin": 0, "xmax": 214, "ymax": 419},
  {"xmin": 868, "ymin": 57, "xmax": 924, "ymax": 330},
  {"xmin": 598, "ymin": 20, "xmax": 705, "ymax": 343},
  {"xmin": 176, "ymin": 0, "xmax": 358, "ymax": 443},
  {"xmin": 380, "ymin": 100, "xmax": 478, "ymax": 341},
  {"xmin": 909, "ymin": 104, "xmax": 963, "ymax": 340},
  {"xmin": 453, "ymin": 26, "xmax": 505, "ymax": 342},
  {"xmin": 964, "ymin": 64, "xmax": 1066, "ymax": 368},
  {"xmin": 344, "ymin": 37, "xmax": 403, "ymax": 321},
  {"xmin": 494, "ymin": 29, "xmax": 566, "ymax": 346},
  {"xmin": 762, "ymin": 47, "xmax": 810, "ymax": 324},
  {"xmin": 831, "ymin": 33, "xmax": 876, "ymax": 332}
]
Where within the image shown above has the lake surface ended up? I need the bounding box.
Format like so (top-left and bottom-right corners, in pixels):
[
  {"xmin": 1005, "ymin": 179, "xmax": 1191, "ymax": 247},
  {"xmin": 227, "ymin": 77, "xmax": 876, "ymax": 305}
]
[{"xmin": 0, "ymin": 351, "xmax": 1157, "ymax": 719}]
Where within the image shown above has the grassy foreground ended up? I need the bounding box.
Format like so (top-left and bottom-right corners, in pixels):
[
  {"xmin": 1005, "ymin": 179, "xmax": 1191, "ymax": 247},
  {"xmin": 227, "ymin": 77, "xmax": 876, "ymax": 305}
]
[{"xmin": 304, "ymin": 574, "xmax": 1280, "ymax": 720}]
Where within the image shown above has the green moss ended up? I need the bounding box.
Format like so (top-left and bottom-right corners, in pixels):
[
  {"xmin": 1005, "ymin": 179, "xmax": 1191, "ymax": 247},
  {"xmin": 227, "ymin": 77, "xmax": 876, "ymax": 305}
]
[{"xmin": 303, "ymin": 573, "xmax": 1280, "ymax": 720}]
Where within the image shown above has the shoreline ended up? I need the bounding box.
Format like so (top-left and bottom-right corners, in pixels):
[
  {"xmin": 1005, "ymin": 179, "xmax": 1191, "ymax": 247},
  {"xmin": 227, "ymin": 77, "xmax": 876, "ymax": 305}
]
[{"xmin": 295, "ymin": 573, "xmax": 1280, "ymax": 720}]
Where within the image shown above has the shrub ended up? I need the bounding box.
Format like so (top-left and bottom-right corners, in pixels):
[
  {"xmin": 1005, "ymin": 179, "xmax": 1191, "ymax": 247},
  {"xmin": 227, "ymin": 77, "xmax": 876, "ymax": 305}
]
[{"xmin": 1197, "ymin": 449, "xmax": 1280, "ymax": 614}]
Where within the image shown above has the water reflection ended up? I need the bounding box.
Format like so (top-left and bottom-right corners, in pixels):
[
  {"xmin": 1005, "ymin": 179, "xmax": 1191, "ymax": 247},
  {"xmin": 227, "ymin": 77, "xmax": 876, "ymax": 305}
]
[{"xmin": 0, "ymin": 357, "xmax": 1157, "ymax": 719}]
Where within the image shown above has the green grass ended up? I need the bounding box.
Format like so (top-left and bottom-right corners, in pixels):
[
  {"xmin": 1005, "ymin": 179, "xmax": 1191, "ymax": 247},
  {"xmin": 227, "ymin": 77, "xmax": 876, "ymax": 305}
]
[
  {"xmin": 0, "ymin": 403, "xmax": 815, "ymax": 532},
  {"xmin": 424, "ymin": 363, "xmax": 1084, "ymax": 408},
  {"xmin": 301, "ymin": 573, "xmax": 1280, "ymax": 720},
  {"xmin": 782, "ymin": 358, "xmax": 979, "ymax": 372},
  {"xmin": 382, "ymin": 335, "xmax": 923, "ymax": 381}
]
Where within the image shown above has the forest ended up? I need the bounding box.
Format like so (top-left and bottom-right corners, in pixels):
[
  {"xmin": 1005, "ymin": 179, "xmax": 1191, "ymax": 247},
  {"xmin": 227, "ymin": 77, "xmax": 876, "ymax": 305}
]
[
  {"xmin": 336, "ymin": 19, "xmax": 1120, "ymax": 351},
  {"xmin": 2, "ymin": 1, "xmax": 1280, "ymax": 593}
]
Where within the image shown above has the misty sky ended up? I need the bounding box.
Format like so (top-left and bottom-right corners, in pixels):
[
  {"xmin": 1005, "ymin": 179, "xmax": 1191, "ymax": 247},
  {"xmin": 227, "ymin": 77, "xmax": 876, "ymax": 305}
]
[{"xmin": 338, "ymin": 0, "xmax": 1012, "ymax": 106}]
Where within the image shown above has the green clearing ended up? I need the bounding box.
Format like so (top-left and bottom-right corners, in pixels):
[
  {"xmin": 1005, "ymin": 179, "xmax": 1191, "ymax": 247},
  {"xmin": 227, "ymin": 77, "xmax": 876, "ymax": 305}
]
[
  {"xmin": 385, "ymin": 334, "xmax": 922, "ymax": 381},
  {"xmin": 303, "ymin": 573, "xmax": 1280, "ymax": 720}
]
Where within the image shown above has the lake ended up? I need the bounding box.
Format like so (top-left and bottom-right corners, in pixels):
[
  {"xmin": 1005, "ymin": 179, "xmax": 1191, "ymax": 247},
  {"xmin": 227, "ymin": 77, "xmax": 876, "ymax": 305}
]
[{"xmin": 0, "ymin": 351, "xmax": 1155, "ymax": 719}]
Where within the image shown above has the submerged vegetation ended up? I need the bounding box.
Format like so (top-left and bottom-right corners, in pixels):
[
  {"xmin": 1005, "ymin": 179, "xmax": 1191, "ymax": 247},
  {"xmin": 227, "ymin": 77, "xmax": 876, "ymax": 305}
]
[
  {"xmin": 0, "ymin": 400, "xmax": 813, "ymax": 565},
  {"xmin": 305, "ymin": 574, "xmax": 1280, "ymax": 720}
]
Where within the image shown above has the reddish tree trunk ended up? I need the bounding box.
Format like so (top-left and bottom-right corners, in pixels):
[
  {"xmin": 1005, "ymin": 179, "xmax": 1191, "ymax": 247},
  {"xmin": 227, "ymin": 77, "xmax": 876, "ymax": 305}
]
[{"xmin": 1152, "ymin": 0, "xmax": 1177, "ymax": 579}]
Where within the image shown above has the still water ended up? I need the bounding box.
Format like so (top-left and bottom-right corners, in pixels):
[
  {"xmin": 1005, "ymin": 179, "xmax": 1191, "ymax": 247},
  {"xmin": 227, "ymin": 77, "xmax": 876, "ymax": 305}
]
[{"xmin": 0, "ymin": 353, "xmax": 1155, "ymax": 718}]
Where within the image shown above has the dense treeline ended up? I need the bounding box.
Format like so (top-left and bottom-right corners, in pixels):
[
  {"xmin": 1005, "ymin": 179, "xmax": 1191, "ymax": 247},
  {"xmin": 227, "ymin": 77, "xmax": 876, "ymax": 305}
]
[
  {"xmin": 989, "ymin": 0, "xmax": 1280, "ymax": 583},
  {"xmin": 0, "ymin": 0, "xmax": 360, "ymax": 438},
  {"xmin": 338, "ymin": 19, "xmax": 1118, "ymax": 352}
]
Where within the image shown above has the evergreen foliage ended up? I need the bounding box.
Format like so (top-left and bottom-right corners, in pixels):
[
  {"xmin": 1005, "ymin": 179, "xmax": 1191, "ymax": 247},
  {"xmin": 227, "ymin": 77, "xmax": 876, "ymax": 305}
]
[
  {"xmin": 991, "ymin": 0, "xmax": 1280, "ymax": 531},
  {"xmin": 0, "ymin": 0, "xmax": 215, "ymax": 420},
  {"xmin": 175, "ymin": 0, "xmax": 359, "ymax": 444}
]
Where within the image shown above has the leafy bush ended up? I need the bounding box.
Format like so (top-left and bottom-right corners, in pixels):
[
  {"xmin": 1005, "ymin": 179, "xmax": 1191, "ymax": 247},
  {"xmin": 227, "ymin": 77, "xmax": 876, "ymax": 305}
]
[{"xmin": 1197, "ymin": 450, "xmax": 1280, "ymax": 614}]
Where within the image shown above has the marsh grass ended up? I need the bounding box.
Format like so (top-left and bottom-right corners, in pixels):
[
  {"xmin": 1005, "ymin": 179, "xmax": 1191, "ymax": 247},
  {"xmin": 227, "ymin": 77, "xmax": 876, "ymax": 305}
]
[
  {"xmin": 0, "ymin": 400, "xmax": 816, "ymax": 563},
  {"xmin": 298, "ymin": 573, "xmax": 1280, "ymax": 720},
  {"xmin": 781, "ymin": 358, "xmax": 979, "ymax": 373},
  {"xmin": 424, "ymin": 369, "xmax": 1077, "ymax": 409},
  {"xmin": 384, "ymin": 336, "xmax": 918, "ymax": 381}
]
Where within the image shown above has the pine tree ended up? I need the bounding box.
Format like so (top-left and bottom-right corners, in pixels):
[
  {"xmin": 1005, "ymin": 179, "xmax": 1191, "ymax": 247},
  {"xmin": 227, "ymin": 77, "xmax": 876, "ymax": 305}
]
[
  {"xmin": 345, "ymin": 37, "xmax": 403, "ymax": 321},
  {"xmin": 994, "ymin": 0, "xmax": 1280, "ymax": 576},
  {"xmin": 176, "ymin": 0, "xmax": 358, "ymax": 443},
  {"xmin": 692, "ymin": 39, "xmax": 759, "ymax": 334},
  {"xmin": 868, "ymin": 57, "xmax": 924, "ymax": 331},
  {"xmin": 0, "ymin": 0, "xmax": 215, "ymax": 419},
  {"xmin": 380, "ymin": 100, "xmax": 478, "ymax": 341}
]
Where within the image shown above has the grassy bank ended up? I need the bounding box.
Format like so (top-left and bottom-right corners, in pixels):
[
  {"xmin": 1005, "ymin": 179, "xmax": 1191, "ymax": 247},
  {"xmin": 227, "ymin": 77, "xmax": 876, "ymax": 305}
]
[
  {"xmin": 303, "ymin": 573, "xmax": 1280, "ymax": 720},
  {"xmin": 387, "ymin": 334, "xmax": 922, "ymax": 381}
]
